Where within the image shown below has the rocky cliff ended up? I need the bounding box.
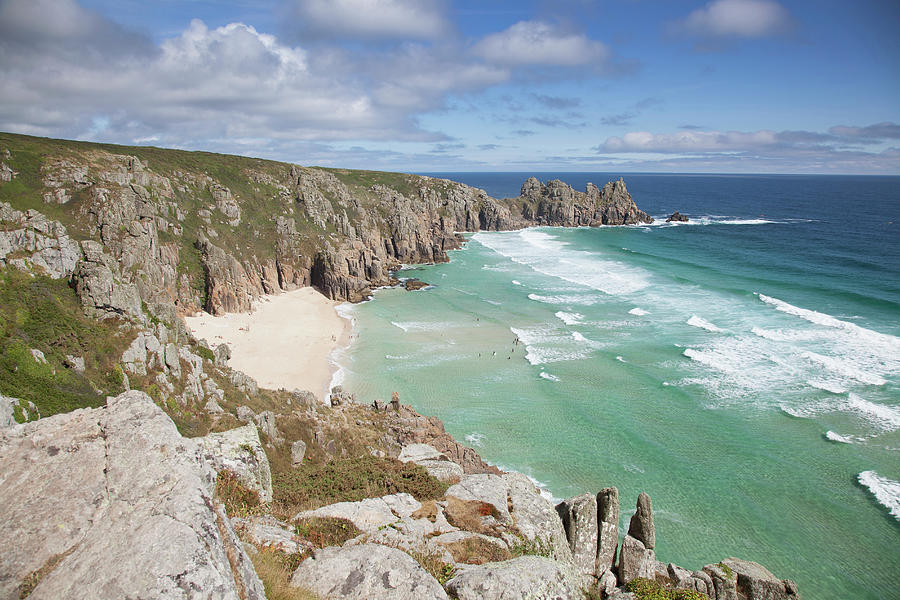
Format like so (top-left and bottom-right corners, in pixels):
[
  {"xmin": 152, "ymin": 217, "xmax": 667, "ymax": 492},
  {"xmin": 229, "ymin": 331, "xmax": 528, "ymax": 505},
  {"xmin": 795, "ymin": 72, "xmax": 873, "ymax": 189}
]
[{"xmin": 0, "ymin": 132, "xmax": 651, "ymax": 317}]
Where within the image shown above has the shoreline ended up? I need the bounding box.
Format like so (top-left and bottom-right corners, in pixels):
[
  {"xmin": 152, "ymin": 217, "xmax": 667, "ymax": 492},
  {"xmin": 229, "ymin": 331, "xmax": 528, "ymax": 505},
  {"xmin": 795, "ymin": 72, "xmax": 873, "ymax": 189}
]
[{"xmin": 184, "ymin": 287, "xmax": 352, "ymax": 403}]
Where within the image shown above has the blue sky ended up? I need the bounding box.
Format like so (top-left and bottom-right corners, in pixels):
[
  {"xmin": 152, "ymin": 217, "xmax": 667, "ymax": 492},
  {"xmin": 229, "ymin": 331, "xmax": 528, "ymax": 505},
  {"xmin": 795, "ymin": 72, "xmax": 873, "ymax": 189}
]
[{"xmin": 1, "ymin": 0, "xmax": 898, "ymax": 173}]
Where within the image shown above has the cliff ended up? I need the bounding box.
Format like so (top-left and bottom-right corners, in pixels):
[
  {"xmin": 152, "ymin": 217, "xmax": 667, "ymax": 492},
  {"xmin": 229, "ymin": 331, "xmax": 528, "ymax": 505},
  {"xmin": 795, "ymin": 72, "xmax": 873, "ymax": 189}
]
[{"xmin": 0, "ymin": 132, "xmax": 650, "ymax": 317}]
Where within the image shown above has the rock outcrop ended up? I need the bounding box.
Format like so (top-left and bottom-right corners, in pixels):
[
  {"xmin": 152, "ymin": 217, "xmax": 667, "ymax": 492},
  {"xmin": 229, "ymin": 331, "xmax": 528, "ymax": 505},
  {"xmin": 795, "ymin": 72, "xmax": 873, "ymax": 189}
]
[
  {"xmin": 0, "ymin": 201, "xmax": 81, "ymax": 278},
  {"xmin": 291, "ymin": 543, "xmax": 449, "ymax": 599},
  {"xmin": 445, "ymin": 556, "xmax": 583, "ymax": 600},
  {"xmin": 0, "ymin": 391, "xmax": 264, "ymax": 600},
  {"xmin": 518, "ymin": 177, "xmax": 653, "ymax": 227},
  {"xmin": 666, "ymin": 211, "xmax": 689, "ymax": 222}
]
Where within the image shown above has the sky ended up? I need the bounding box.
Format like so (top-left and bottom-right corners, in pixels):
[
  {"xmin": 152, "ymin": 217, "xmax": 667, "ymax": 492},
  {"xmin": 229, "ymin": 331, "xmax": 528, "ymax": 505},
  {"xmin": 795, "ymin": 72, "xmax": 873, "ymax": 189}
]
[{"xmin": 0, "ymin": 0, "xmax": 898, "ymax": 174}]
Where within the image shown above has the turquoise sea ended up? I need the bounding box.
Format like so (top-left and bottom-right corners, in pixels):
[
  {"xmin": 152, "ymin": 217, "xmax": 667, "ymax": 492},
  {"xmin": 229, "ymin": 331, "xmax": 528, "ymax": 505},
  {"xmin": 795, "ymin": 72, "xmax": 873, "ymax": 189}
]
[{"xmin": 334, "ymin": 174, "xmax": 900, "ymax": 599}]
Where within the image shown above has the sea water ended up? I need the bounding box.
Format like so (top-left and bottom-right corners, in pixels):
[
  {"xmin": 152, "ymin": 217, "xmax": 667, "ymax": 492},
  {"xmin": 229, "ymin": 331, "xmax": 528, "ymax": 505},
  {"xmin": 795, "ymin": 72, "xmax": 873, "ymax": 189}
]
[{"xmin": 335, "ymin": 173, "xmax": 900, "ymax": 599}]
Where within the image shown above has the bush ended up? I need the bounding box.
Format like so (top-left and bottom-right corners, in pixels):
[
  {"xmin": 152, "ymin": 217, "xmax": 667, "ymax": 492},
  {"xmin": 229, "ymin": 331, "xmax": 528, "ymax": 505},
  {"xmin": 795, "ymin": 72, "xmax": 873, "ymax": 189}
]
[
  {"xmin": 624, "ymin": 578, "xmax": 709, "ymax": 600},
  {"xmin": 294, "ymin": 517, "xmax": 360, "ymax": 550}
]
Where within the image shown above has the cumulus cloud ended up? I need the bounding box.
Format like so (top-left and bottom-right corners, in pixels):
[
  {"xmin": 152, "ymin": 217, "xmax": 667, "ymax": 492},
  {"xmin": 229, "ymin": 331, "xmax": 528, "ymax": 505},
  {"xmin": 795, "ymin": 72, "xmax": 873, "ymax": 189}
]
[
  {"xmin": 474, "ymin": 21, "xmax": 610, "ymax": 66},
  {"xmin": 0, "ymin": 0, "xmax": 514, "ymax": 147},
  {"xmin": 674, "ymin": 0, "xmax": 792, "ymax": 38},
  {"xmin": 829, "ymin": 122, "xmax": 900, "ymax": 141},
  {"xmin": 289, "ymin": 0, "xmax": 451, "ymax": 39}
]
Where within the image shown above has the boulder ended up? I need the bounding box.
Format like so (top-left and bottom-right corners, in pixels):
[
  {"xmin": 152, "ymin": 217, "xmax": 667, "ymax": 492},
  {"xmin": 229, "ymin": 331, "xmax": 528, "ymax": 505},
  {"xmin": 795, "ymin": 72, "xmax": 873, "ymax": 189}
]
[
  {"xmin": 64, "ymin": 354, "xmax": 86, "ymax": 374},
  {"xmin": 556, "ymin": 493, "xmax": 598, "ymax": 577},
  {"xmin": 399, "ymin": 443, "xmax": 464, "ymax": 483},
  {"xmin": 445, "ymin": 555, "xmax": 582, "ymax": 600},
  {"xmin": 232, "ymin": 515, "xmax": 308, "ymax": 555},
  {"xmin": 236, "ymin": 405, "xmax": 255, "ymax": 422},
  {"xmin": 599, "ymin": 569, "xmax": 617, "ymax": 596},
  {"xmin": 618, "ymin": 534, "xmax": 656, "ymax": 585},
  {"xmin": 721, "ymin": 558, "xmax": 800, "ymax": 599},
  {"xmin": 597, "ymin": 486, "xmax": 620, "ymax": 571},
  {"xmin": 291, "ymin": 439, "xmax": 307, "ymax": 465},
  {"xmin": 72, "ymin": 240, "xmax": 143, "ymax": 321},
  {"xmin": 291, "ymin": 543, "xmax": 448, "ymax": 599},
  {"xmin": 703, "ymin": 562, "xmax": 739, "ymax": 600},
  {"xmin": 627, "ymin": 492, "xmax": 655, "ymax": 549},
  {"xmin": 213, "ymin": 343, "xmax": 231, "ymax": 366},
  {"xmin": 0, "ymin": 390, "xmax": 263, "ymax": 599},
  {"xmin": 291, "ymin": 389, "xmax": 319, "ymax": 407},
  {"xmin": 295, "ymin": 493, "xmax": 422, "ymax": 532},
  {"xmin": 0, "ymin": 202, "xmax": 81, "ymax": 279},
  {"xmin": 196, "ymin": 423, "xmax": 273, "ymax": 503},
  {"xmin": 254, "ymin": 410, "xmax": 282, "ymax": 442},
  {"xmin": 666, "ymin": 211, "xmax": 689, "ymax": 222}
]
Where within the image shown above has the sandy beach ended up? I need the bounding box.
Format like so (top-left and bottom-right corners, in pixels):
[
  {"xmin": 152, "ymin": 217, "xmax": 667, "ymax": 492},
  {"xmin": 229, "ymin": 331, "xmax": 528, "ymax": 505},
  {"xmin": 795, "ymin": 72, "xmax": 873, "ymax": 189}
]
[{"xmin": 184, "ymin": 287, "xmax": 351, "ymax": 402}]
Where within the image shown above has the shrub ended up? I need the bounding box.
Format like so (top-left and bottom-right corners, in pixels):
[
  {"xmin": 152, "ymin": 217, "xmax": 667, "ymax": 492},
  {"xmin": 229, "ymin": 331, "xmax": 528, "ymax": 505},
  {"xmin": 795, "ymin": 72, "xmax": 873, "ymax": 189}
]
[
  {"xmin": 294, "ymin": 517, "xmax": 360, "ymax": 550},
  {"xmin": 272, "ymin": 455, "xmax": 447, "ymax": 512},
  {"xmin": 215, "ymin": 470, "xmax": 261, "ymax": 517},
  {"xmin": 624, "ymin": 577, "xmax": 709, "ymax": 600}
]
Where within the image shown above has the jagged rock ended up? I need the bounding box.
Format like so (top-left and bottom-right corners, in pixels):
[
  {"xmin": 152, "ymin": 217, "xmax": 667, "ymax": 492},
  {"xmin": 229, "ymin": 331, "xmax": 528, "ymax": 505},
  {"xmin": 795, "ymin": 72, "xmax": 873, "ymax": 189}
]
[
  {"xmin": 235, "ymin": 406, "xmax": 256, "ymax": 423},
  {"xmin": 197, "ymin": 423, "xmax": 273, "ymax": 503},
  {"xmin": 446, "ymin": 473, "xmax": 573, "ymax": 565},
  {"xmin": 64, "ymin": 354, "xmax": 86, "ymax": 374},
  {"xmin": 330, "ymin": 385, "xmax": 354, "ymax": 406},
  {"xmin": 29, "ymin": 348, "xmax": 47, "ymax": 364},
  {"xmin": 430, "ymin": 529, "xmax": 509, "ymax": 560},
  {"xmin": 291, "ymin": 440, "xmax": 307, "ymax": 465},
  {"xmin": 597, "ymin": 486, "xmax": 620, "ymax": 572},
  {"xmin": 403, "ymin": 278, "xmax": 429, "ymax": 290},
  {"xmin": 0, "ymin": 395, "xmax": 38, "ymax": 427},
  {"xmin": 519, "ymin": 177, "xmax": 652, "ymax": 227},
  {"xmin": 0, "ymin": 202, "xmax": 81, "ymax": 278},
  {"xmin": 73, "ymin": 240, "xmax": 143, "ymax": 321},
  {"xmin": 291, "ymin": 543, "xmax": 448, "ymax": 599},
  {"xmin": 628, "ymin": 492, "xmax": 655, "ymax": 549},
  {"xmin": 556, "ymin": 493, "xmax": 598, "ymax": 578},
  {"xmin": 599, "ymin": 569, "xmax": 617, "ymax": 596},
  {"xmin": 254, "ymin": 410, "xmax": 282, "ymax": 442},
  {"xmin": 666, "ymin": 211, "xmax": 689, "ymax": 222},
  {"xmin": 230, "ymin": 371, "xmax": 258, "ymax": 396},
  {"xmin": 0, "ymin": 161, "xmax": 16, "ymax": 182},
  {"xmin": 703, "ymin": 562, "xmax": 739, "ymax": 600},
  {"xmin": 721, "ymin": 558, "xmax": 799, "ymax": 599},
  {"xmin": 291, "ymin": 389, "xmax": 319, "ymax": 407},
  {"xmin": 618, "ymin": 535, "xmax": 656, "ymax": 585},
  {"xmin": 0, "ymin": 391, "xmax": 264, "ymax": 600},
  {"xmin": 295, "ymin": 493, "xmax": 421, "ymax": 532},
  {"xmin": 399, "ymin": 443, "xmax": 465, "ymax": 483},
  {"xmin": 213, "ymin": 343, "xmax": 231, "ymax": 366},
  {"xmin": 205, "ymin": 397, "xmax": 225, "ymax": 413},
  {"xmin": 445, "ymin": 556, "xmax": 582, "ymax": 600}
]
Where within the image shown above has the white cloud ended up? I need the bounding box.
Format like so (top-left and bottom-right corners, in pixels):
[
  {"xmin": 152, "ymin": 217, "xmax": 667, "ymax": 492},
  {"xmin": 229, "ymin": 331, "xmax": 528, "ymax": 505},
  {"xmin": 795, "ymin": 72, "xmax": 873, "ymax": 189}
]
[
  {"xmin": 474, "ymin": 21, "xmax": 610, "ymax": 66},
  {"xmin": 676, "ymin": 0, "xmax": 792, "ymax": 38},
  {"xmin": 291, "ymin": 0, "xmax": 450, "ymax": 39},
  {"xmin": 602, "ymin": 129, "xmax": 780, "ymax": 153}
]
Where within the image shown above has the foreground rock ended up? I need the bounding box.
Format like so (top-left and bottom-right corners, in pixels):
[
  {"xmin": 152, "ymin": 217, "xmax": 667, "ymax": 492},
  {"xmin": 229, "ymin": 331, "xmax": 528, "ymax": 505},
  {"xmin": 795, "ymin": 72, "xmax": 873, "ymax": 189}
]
[
  {"xmin": 721, "ymin": 558, "xmax": 800, "ymax": 600},
  {"xmin": 444, "ymin": 556, "xmax": 582, "ymax": 600},
  {"xmin": 0, "ymin": 391, "xmax": 263, "ymax": 599},
  {"xmin": 291, "ymin": 543, "xmax": 448, "ymax": 599}
]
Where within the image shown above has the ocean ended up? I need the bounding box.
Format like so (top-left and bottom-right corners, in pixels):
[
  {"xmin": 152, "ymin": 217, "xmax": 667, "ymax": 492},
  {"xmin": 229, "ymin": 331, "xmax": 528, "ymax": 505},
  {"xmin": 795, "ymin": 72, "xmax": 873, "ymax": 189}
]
[{"xmin": 332, "ymin": 173, "xmax": 900, "ymax": 599}]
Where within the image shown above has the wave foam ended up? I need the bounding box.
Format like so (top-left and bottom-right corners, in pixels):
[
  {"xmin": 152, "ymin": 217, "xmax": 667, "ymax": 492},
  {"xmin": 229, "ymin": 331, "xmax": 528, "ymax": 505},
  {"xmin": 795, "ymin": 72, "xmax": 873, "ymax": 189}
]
[
  {"xmin": 528, "ymin": 293, "xmax": 598, "ymax": 306},
  {"xmin": 511, "ymin": 280, "xmax": 522, "ymax": 286},
  {"xmin": 465, "ymin": 433, "xmax": 485, "ymax": 447},
  {"xmin": 825, "ymin": 430, "xmax": 854, "ymax": 443},
  {"xmin": 628, "ymin": 307, "xmax": 649, "ymax": 316},
  {"xmin": 803, "ymin": 352, "xmax": 886, "ymax": 386},
  {"xmin": 843, "ymin": 393, "xmax": 900, "ymax": 432},
  {"xmin": 391, "ymin": 320, "xmax": 458, "ymax": 332},
  {"xmin": 687, "ymin": 315, "xmax": 724, "ymax": 332},
  {"xmin": 858, "ymin": 471, "xmax": 900, "ymax": 522},
  {"xmin": 555, "ymin": 311, "xmax": 583, "ymax": 325},
  {"xmin": 475, "ymin": 229, "xmax": 650, "ymax": 296},
  {"xmin": 539, "ymin": 371, "xmax": 560, "ymax": 382}
]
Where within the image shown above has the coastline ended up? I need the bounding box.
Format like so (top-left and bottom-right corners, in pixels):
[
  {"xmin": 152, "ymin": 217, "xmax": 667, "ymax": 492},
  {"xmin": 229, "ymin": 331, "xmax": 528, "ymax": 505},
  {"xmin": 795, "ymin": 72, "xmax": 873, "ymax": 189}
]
[{"xmin": 184, "ymin": 287, "xmax": 352, "ymax": 402}]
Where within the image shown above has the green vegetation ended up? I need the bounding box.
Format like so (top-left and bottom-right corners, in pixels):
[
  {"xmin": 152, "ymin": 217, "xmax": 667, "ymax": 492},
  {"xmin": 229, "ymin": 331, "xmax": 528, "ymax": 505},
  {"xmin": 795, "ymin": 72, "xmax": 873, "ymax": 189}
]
[
  {"xmin": 716, "ymin": 561, "xmax": 734, "ymax": 579},
  {"xmin": 0, "ymin": 268, "xmax": 130, "ymax": 418},
  {"xmin": 215, "ymin": 470, "xmax": 261, "ymax": 517},
  {"xmin": 272, "ymin": 455, "xmax": 448, "ymax": 513},
  {"xmin": 509, "ymin": 536, "xmax": 553, "ymax": 559},
  {"xmin": 624, "ymin": 578, "xmax": 709, "ymax": 600}
]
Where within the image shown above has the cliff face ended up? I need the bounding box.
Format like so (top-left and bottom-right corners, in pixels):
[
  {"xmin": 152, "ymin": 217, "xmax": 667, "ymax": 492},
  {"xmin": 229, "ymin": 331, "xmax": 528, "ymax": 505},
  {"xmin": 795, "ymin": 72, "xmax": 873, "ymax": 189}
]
[{"xmin": 0, "ymin": 133, "xmax": 651, "ymax": 316}]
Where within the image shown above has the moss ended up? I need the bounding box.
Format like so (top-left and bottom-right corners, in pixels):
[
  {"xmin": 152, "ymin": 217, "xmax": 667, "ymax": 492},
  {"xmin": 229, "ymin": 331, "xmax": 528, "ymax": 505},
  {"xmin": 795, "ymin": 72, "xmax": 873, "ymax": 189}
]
[
  {"xmin": 716, "ymin": 561, "xmax": 734, "ymax": 580},
  {"xmin": 624, "ymin": 578, "xmax": 709, "ymax": 600},
  {"xmin": 196, "ymin": 345, "xmax": 215, "ymax": 362}
]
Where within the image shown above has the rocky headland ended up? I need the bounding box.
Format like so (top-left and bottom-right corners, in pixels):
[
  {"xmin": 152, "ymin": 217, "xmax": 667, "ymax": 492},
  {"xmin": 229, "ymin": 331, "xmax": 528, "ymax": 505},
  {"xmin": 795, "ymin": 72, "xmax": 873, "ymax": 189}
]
[{"xmin": 0, "ymin": 132, "xmax": 797, "ymax": 599}]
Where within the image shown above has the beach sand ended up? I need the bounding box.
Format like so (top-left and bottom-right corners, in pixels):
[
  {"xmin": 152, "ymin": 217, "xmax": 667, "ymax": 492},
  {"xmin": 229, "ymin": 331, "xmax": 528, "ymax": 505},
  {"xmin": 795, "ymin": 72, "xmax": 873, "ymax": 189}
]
[{"xmin": 184, "ymin": 287, "xmax": 350, "ymax": 402}]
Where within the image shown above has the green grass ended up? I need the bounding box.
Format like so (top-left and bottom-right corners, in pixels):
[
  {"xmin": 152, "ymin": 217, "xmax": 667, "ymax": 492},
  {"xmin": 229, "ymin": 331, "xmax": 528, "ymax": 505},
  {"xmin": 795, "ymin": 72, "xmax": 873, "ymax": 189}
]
[
  {"xmin": 0, "ymin": 268, "xmax": 130, "ymax": 418},
  {"xmin": 272, "ymin": 455, "xmax": 448, "ymax": 512}
]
